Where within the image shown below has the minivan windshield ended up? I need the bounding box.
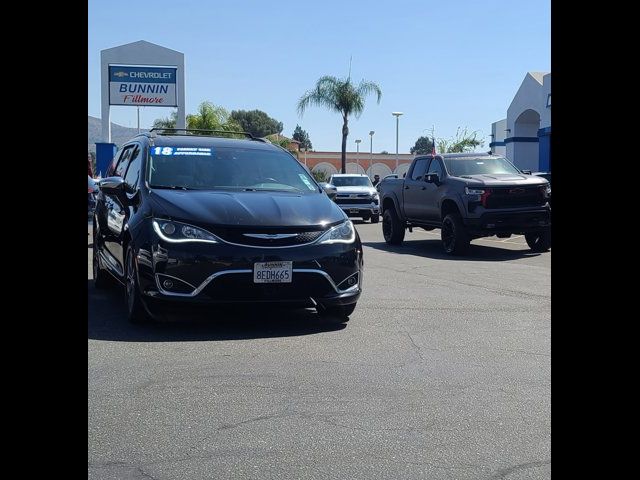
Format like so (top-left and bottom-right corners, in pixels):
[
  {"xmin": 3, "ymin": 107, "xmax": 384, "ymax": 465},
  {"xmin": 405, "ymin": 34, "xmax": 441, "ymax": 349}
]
[
  {"xmin": 330, "ymin": 177, "xmax": 372, "ymax": 187},
  {"xmin": 147, "ymin": 146, "xmax": 319, "ymax": 193},
  {"xmin": 444, "ymin": 156, "xmax": 521, "ymax": 176}
]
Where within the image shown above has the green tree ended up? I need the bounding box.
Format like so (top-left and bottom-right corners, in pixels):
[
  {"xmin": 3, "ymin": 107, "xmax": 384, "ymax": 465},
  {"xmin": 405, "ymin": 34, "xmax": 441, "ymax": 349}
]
[
  {"xmin": 187, "ymin": 102, "xmax": 241, "ymax": 133},
  {"xmin": 152, "ymin": 110, "xmax": 178, "ymax": 132},
  {"xmin": 311, "ymin": 170, "xmax": 329, "ymax": 182},
  {"xmin": 297, "ymin": 75, "xmax": 382, "ymax": 173},
  {"xmin": 230, "ymin": 109, "xmax": 283, "ymax": 137},
  {"xmin": 437, "ymin": 127, "xmax": 484, "ymax": 153},
  {"xmin": 410, "ymin": 136, "xmax": 434, "ymax": 155},
  {"xmin": 292, "ymin": 124, "xmax": 312, "ymax": 150}
]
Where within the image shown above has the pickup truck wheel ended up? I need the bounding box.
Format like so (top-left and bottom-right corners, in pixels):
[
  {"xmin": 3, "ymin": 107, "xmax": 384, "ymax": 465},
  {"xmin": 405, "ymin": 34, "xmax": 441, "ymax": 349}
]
[
  {"xmin": 371, "ymin": 214, "xmax": 380, "ymax": 223},
  {"xmin": 383, "ymin": 208, "xmax": 405, "ymax": 245},
  {"xmin": 441, "ymin": 214, "xmax": 470, "ymax": 255},
  {"xmin": 525, "ymin": 228, "xmax": 551, "ymax": 252}
]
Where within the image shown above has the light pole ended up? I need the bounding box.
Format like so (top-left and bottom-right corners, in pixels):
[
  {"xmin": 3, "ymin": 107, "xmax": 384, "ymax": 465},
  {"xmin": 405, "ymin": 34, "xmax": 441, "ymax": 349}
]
[
  {"xmin": 392, "ymin": 112, "xmax": 403, "ymax": 172},
  {"xmin": 355, "ymin": 139, "xmax": 362, "ymax": 172},
  {"xmin": 369, "ymin": 131, "xmax": 375, "ymax": 176}
]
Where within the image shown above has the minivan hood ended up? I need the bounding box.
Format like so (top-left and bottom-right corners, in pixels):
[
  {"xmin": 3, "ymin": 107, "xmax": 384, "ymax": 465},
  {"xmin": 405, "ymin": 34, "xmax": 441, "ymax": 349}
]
[
  {"xmin": 149, "ymin": 189, "xmax": 346, "ymax": 227},
  {"xmin": 457, "ymin": 173, "xmax": 548, "ymax": 187}
]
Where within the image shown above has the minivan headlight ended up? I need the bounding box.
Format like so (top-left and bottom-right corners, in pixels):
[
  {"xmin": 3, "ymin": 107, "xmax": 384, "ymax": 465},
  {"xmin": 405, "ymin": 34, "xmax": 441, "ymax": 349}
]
[
  {"xmin": 152, "ymin": 219, "xmax": 219, "ymax": 244},
  {"xmin": 318, "ymin": 220, "xmax": 356, "ymax": 244}
]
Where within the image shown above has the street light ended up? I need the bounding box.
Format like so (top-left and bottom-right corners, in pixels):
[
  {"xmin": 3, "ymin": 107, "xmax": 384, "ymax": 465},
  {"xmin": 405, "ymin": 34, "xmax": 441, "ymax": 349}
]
[
  {"xmin": 369, "ymin": 131, "xmax": 375, "ymax": 176},
  {"xmin": 392, "ymin": 112, "xmax": 403, "ymax": 172},
  {"xmin": 355, "ymin": 139, "xmax": 362, "ymax": 171}
]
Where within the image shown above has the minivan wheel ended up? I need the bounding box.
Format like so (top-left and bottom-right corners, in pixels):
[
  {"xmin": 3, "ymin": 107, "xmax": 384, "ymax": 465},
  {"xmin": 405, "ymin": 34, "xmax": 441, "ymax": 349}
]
[
  {"xmin": 318, "ymin": 303, "xmax": 356, "ymax": 324},
  {"xmin": 441, "ymin": 214, "xmax": 470, "ymax": 255},
  {"xmin": 382, "ymin": 208, "xmax": 405, "ymax": 245},
  {"xmin": 525, "ymin": 228, "xmax": 551, "ymax": 252},
  {"xmin": 125, "ymin": 246, "xmax": 151, "ymax": 324}
]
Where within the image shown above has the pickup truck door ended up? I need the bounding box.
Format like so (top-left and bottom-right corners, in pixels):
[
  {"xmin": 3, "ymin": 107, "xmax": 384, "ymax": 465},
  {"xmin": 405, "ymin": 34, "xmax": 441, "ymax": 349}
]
[
  {"xmin": 421, "ymin": 158, "xmax": 447, "ymax": 223},
  {"xmin": 402, "ymin": 157, "xmax": 429, "ymax": 220}
]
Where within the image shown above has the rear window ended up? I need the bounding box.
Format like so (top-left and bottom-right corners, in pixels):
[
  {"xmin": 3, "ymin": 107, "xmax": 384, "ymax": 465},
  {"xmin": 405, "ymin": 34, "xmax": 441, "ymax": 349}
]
[{"xmin": 147, "ymin": 146, "xmax": 319, "ymax": 194}]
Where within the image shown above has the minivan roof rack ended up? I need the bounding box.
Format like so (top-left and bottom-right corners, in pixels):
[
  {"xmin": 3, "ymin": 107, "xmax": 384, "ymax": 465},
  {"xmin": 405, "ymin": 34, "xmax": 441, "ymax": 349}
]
[{"xmin": 148, "ymin": 128, "xmax": 268, "ymax": 142}]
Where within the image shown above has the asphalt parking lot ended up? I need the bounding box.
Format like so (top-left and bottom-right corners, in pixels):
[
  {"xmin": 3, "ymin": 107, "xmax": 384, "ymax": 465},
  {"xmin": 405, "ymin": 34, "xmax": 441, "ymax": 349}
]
[{"xmin": 88, "ymin": 220, "xmax": 550, "ymax": 480}]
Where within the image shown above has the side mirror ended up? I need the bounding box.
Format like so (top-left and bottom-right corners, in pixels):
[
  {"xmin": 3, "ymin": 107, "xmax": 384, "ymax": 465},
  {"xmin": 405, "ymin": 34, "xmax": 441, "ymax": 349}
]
[
  {"xmin": 320, "ymin": 182, "xmax": 337, "ymax": 201},
  {"xmin": 99, "ymin": 176, "xmax": 126, "ymax": 194},
  {"xmin": 521, "ymin": 169, "xmax": 532, "ymax": 175},
  {"xmin": 425, "ymin": 173, "xmax": 440, "ymax": 184}
]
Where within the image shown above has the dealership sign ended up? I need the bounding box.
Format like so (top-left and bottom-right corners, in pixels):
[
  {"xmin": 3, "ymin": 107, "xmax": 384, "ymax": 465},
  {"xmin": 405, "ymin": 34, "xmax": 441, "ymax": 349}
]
[{"xmin": 108, "ymin": 65, "xmax": 177, "ymax": 106}]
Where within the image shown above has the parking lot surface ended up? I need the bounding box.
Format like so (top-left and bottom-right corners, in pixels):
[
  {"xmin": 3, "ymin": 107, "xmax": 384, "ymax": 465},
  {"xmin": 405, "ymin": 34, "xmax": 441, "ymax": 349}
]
[{"xmin": 88, "ymin": 221, "xmax": 550, "ymax": 480}]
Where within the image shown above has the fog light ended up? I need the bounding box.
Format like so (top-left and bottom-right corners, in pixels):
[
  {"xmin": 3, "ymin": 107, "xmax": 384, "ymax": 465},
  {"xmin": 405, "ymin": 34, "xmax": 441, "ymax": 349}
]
[
  {"xmin": 347, "ymin": 277, "xmax": 356, "ymax": 286},
  {"xmin": 162, "ymin": 222, "xmax": 176, "ymax": 235},
  {"xmin": 163, "ymin": 279, "xmax": 174, "ymax": 289}
]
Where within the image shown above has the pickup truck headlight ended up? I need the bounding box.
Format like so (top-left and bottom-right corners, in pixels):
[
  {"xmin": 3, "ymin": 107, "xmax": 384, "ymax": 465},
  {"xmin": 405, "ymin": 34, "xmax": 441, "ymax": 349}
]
[
  {"xmin": 318, "ymin": 220, "xmax": 356, "ymax": 244},
  {"xmin": 152, "ymin": 219, "xmax": 219, "ymax": 244},
  {"xmin": 540, "ymin": 185, "xmax": 551, "ymax": 199},
  {"xmin": 465, "ymin": 187, "xmax": 486, "ymax": 195}
]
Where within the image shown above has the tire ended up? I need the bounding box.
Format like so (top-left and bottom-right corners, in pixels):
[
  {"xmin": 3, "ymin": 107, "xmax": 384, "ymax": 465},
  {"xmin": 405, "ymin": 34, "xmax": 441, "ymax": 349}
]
[
  {"xmin": 318, "ymin": 303, "xmax": 356, "ymax": 324},
  {"xmin": 382, "ymin": 208, "xmax": 405, "ymax": 245},
  {"xmin": 441, "ymin": 214, "xmax": 470, "ymax": 255},
  {"xmin": 525, "ymin": 228, "xmax": 551, "ymax": 252},
  {"xmin": 92, "ymin": 222, "xmax": 111, "ymax": 289},
  {"xmin": 125, "ymin": 245, "xmax": 152, "ymax": 324},
  {"xmin": 371, "ymin": 214, "xmax": 380, "ymax": 223}
]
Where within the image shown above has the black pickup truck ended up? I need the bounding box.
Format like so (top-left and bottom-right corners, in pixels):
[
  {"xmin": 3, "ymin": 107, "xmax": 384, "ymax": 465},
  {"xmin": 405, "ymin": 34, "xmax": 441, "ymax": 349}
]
[{"xmin": 378, "ymin": 153, "xmax": 551, "ymax": 254}]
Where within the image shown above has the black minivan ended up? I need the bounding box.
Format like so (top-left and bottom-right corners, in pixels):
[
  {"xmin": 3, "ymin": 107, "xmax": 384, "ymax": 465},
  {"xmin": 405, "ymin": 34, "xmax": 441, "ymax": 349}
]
[{"xmin": 93, "ymin": 130, "xmax": 362, "ymax": 324}]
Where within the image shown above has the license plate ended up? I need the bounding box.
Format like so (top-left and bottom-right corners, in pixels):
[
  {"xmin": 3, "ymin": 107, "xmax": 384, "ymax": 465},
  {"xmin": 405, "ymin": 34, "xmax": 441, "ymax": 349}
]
[
  {"xmin": 253, "ymin": 261, "xmax": 292, "ymax": 283},
  {"xmin": 349, "ymin": 209, "xmax": 359, "ymax": 213}
]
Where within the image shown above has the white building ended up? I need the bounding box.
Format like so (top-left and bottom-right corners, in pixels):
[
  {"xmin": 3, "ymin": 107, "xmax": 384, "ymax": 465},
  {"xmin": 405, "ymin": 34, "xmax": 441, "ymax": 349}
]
[{"xmin": 491, "ymin": 72, "xmax": 551, "ymax": 172}]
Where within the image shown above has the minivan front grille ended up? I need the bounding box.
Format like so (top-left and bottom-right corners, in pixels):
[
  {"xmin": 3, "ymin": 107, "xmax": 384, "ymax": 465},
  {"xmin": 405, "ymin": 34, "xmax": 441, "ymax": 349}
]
[{"xmin": 209, "ymin": 228, "xmax": 326, "ymax": 247}]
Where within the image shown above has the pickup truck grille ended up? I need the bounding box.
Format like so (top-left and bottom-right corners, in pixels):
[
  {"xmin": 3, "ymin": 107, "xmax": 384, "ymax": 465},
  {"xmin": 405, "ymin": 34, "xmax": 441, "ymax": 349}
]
[
  {"xmin": 485, "ymin": 186, "xmax": 546, "ymax": 209},
  {"xmin": 336, "ymin": 197, "xmax": 378, "ymax": 205}
]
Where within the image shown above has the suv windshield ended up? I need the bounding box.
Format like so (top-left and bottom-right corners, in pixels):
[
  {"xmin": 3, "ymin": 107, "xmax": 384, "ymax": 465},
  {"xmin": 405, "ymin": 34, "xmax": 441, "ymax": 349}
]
[
  {"xmin": 147, "ymin": 146, "xmax": 319, "ymax": 193},
  {"xmin": 331, "ymin": 177, "xmax": 372, "ymax": 187},
  {"xmin": 443, "ymin": 156, "xmax": 521, "ymax": 176}
]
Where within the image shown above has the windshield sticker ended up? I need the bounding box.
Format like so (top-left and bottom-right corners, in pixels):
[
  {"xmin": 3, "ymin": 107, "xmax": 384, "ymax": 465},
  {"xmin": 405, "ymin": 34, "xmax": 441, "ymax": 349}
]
[
  {"xmin": 151, "ymin": 147, "xmax": 213, "ymax": 156},
  {"xmin": 475, "ymin": 161, "xmax": 485, "ymax": 165},
  {"xmin": 299, "ymin": 174, "xmax": 316, "ymax": 191}
]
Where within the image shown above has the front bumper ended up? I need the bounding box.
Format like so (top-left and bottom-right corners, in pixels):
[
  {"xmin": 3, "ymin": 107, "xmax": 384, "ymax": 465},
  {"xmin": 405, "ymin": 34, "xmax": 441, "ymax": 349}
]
[
  {"xmin": 335, "ymin": 202, "xmax": 380, "ymax": 217},
  {"xmin": 464, "ymin": 207, "xmax": 551, "ymax": 235},
  {"xmin": 136, "ymin": 236, "xmax": 363, "ymax": 309}
]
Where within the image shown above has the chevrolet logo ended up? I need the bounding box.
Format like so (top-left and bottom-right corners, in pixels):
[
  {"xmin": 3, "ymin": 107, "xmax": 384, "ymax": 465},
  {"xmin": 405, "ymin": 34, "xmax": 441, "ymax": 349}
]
[{"xmin": 113, "ymin": 71, "xmax": 128, "ymax": 78}]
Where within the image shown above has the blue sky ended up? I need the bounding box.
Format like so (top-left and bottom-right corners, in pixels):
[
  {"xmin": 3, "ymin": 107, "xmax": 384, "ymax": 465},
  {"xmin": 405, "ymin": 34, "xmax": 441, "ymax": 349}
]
[{"xmin": 88, "ymin": 0, "xmax": 550, "ymax": 153}]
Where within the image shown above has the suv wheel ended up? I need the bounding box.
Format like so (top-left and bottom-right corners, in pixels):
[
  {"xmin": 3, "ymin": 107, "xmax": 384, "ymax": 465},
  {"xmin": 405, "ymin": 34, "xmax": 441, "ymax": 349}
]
[
  {"xmin": 525, "ymin": 228, "xmax": 551, "ymax": 252},
  {"xmin": 383, "ymin": 208, "xmax": 405, "ymax": 245},
  {"xmin": 441, "ymin": 214, "xmax": 470, "ymax": 255},
  {"xmin": 125, "ymin": 245, "xmax": 152, "ymax": 324}
]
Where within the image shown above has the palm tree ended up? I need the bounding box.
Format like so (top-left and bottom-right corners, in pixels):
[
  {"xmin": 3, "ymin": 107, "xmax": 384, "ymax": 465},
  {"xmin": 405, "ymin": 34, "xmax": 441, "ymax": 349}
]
[
  {"xmin": 187, "ymin": 102, "xmax": 241, "ymax": 134},
  {"xmin": 152, "ymin": 110, "xmax": 178, "ymax": 133},
  {"xmin": 297, "ymin": 76, "xmax": 382, "ymax": 173}
]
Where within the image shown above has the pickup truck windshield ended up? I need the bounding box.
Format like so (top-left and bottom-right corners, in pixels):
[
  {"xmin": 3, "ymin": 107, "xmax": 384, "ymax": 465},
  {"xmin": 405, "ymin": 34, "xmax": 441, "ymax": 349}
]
[
  {"xmin": 331, "ymin": 177, "xmax": 372, "ymax": 187},
  {"xmin": 444, "ymin": 157, "xmax": 521, "ymax": 176},
  {"xmin": 147, "ymin": 146, "xmax": 319, "ymax": 193}
]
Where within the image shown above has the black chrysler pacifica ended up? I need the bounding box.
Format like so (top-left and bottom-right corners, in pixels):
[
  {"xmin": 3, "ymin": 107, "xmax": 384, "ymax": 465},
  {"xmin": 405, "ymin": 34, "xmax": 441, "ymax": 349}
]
[{"xmin": 93, "ymin": 130, "xmax": 362, "ymax": 324}]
